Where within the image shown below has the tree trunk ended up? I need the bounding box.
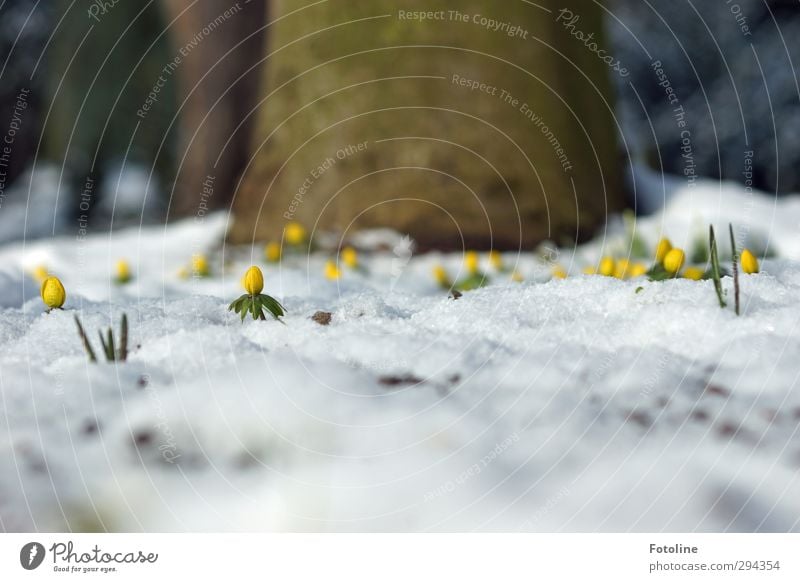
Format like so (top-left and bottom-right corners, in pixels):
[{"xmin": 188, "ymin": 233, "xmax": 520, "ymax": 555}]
[
  {"xmin": 161, "ymin": 0, "xmax": 267, "ymax": 217},
  {"xmin": 229, "ymin": 0, "xmax": 624, "ymax": 250}
]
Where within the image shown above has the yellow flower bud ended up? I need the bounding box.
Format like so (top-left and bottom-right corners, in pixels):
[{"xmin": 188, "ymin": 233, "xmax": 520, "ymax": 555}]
[
  {"xmin": 324, "ymin": 260, "xmax": 340, "ymax": 281},
  {"xmin": 341, "ymin": 246, "xmax": 358, "ymax": 269},
  {"xmin": 464, "ymin": 251, "xmax": 479, "ymax": 275},
  {"xmin": 582, "ymin": 266, "xmax": 597, "ymax": 275},
  {"xmin": 682, "ymin": 266, "xmax": 704, "ymax": 281},
  {"xmin": 41, "ymin": 276, "xmax": 66, "ymax": 310},
  {"xmin": 741, "ymin": 249, "xmax": 759, "ymax": 274},
  {"xmin": 285, "ymin": 222, "xmax": 307, "ymax": 246},
  {"xmin": 32, "ymin": 265, "xmax": 49, "ymax": 283},
  {"xmin": 192, "ymin": 254, "xmax": 210, "ymax": 277},
  {"xmin": 433, "ymin": 265, "xmax": 451, "ymax": 287},
  {"xmin": 243, "ymin": 266, "xmax": 264, "ymax": 295},
  {"xmin": 628, "ymin": 262, "xmax": 648, "ymax": 278},
  {"xmin": 655, "ymin": 237, "xmax": 673, "ymax": 263},
  {"xmin": 488, "ymin": 250, "xmax": 503, "ymax": 270},
  {"xmin": 598, "ymin": 256, "xmax": 615, "ymax": 277},
  {"xmin": 552, "ymin": 265, "xmax": 567, "ymax": 279},
  {"xmin": 511, "ymin": 270, "xmax": 523, "ymax": 282},
  {"xmin": 115, "ymin": 259, "xmax": 132, "ymax": 283},
  {"xmin": 613, "ymin": 258, "xmax": 630, "ymax": 279},
  {"xmin": 663, "ymin": 248, "xmax": 685, "ymax": 274},
  {"xmin": 264, "ymin": 242, "xmax": 281, "ymax": 263}
]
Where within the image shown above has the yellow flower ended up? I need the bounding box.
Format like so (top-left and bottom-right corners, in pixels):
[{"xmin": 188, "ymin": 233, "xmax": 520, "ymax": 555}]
[
  {"xmin": 598, "ymin": 256, "xmax": 615, "ymax": 277},
  {"xmin": 655, "ymin": 237, "xmax": 673, "ymax": 263},
  {"xmin": 613, "ymin": 258, "xmax": 630, "ymax": 279},
  {"xmin": 192, "ymin": 254, "xmax": 210, "ymax": 277},
  {"xmin": 682, "ymin": 266, "xmax": 704, "ymax": 281},
  {"xmin": 582, "ymin": 266, "xmax": 597, "ymax": 275},
  {"xmin": 741, "ymin": 249, "xmax": 759, "ymax": 274},
  {"xmin": 284, "ymin": 222, "xmax": 307, "ymax": 246},
  {"xmin": 552, "ymin": 265, "xmax": 567, "ymax": 279},
  {"xmin": 628, "ymin": 262, "xmax": 648, "ymax": 278},
  {"xmin": 464, "ymin": 251, "xmax": 480, "ymax": 275},
  {"xmin": 511, "ymin": 270, "xmax": 523, "ymax": 282},
  {"xmin": 32, "ymin": 265, "xmax": 49, "ymax": 283},
  {"xmin": 341, "ymin": 246, "xmax": 358, "ymax": 269},
  {"xmin": 243, "ymin": 266, "xmax": 264, "ymax": 295},
  {"xmin": 264, "ymin": 242, "xmax": 282, "ymax": 263},
  {"xmin": 41, "ymin": 276, "xmax": 66, "ymax": 310},
  {"xmin": 489, "ymin": 250, "xmax": 504, "ymax": 270},
  {"xmin": 115, "ymin": 259, "xmax": 132, "ymax": 283},
  {"xmin": 663, "ymin": 248, "xmax": 685, "ymax": 274},
  {"xmin": 433, "ymin": 265, "xmax": 451, "ymax": 288},
  {"xmin": 324, "ymin": 260, "xmax": 340, "ymax": 281}
]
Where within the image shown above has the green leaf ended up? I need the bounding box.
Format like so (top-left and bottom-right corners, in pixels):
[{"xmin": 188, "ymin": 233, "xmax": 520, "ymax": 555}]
[
  {"xmin": 646, "ymin": 263, "xmax": 671, "ymax": 281},
  {"xmin": 710, "ymin": 225, "xmax": 727, "ymax": 308},
  {"xmin": 74, "ymin": 316, "xmax": 97, "ymax": 363},
  {"xmin": 239, "ymin": 296, "xmax": 250, "ymax": 322},
  {"xmin": 455, "ymin": 273, "xmax": 488, "ymax": 291},
  {"xmin": 260, "ymin": 294, "xmax": 286, "ymax": 319},
  {"xmin": 229, "ymin": 295, "xmax": 248, "ymax": 313},
  {"xmin": 118, "ymin": 313, "xmax": 128, "ymax": 362},
  {"xmin": 729, "ymin": 223, "xmax": 740, "ymax": 316},
  {"xmin": 106, "ymin": 328, "xmax": 116, "ymax": 362}
]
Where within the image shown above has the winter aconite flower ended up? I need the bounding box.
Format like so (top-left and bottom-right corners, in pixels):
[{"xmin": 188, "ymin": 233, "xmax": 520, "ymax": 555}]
[
  {"xmin": 682, "ymin": 266, "xmax": 704, "ymax": 281},
  {"xmin": 628, "ymin": 263, "xmax": 648, "ymax": 278},
  {"xmin": 115, "ymin": 259, "xmax": 132, "ymax": 284},
  {"xmin": 489, "ymin": 250, "xmax": 504, "ymax": 271},
  {"xmin": 242, "ymin": 265, "xmax": 264, "ymax": 295},
  {"xmin": 599, "ymin": 256, "xmax": 615, "ymax": 277},
  {"xmin": 433, "ymin": 265, "xmax": 452, "ymax": 288},
  {"xmin": 663, "ymin": 248, "xmax": 685, "ymax": 275},
  {"xmin": 264, "ymin": 242, "xmax": 281, "ymax": 263},
  {"xmin": 192, "ymin": 254, "xmax": 210, "ymax": 278},
  {"xmin": 32, "ymin": 265, "xmax": 49, "ymax": 283},
  {"xmin": 511, "ymin": 270, "xmax": 523, "ymax": 282},
  {"xmin": 341, "ymin": 247, "xmax": 358, "ymax": 269},
  {"xmin": 741, "ymin": 249, "xmax": 759, "ymax": 274},
  {"xmin": 613, "ymin": 258, "xmax": 630, "ymax": 279},
  {"xmin": 228, "ymin": 266, "xmax": 285, "ymax": 322},
  {"xmin": 456, "ymin": 251, "xmax": 488, "ymax": 290},
  {"xmin": 655, "ymin": 237, "xmax": 673, "ymax": 263},
  {"xmin": 324, "ymin": 260, "xmax": 341, "ymax": 281},
  {"xmin": 464, "ymin": 251, "xmax": 480, "ymax": 275},
  {"xmin": 41, "ymin": 276, "xmax": 66, "ymax": 310},
  {"xmin": 284, "ymin": 222, "xmax": 307, "ymax": 246},
  {"xmin": 552, "ymin": 265, "xmax": 567, "ymax": 279}
]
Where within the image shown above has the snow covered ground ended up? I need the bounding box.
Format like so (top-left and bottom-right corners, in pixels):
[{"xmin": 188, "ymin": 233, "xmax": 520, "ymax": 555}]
[{"xmin": 1, "ymin": 172, "xmax": 800, "ymax": 532}]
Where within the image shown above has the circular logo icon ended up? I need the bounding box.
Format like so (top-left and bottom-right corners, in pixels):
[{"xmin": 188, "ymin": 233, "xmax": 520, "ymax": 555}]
[{"xmin": 19, "ymin": 542, "xmax": 45, "ymax": 570}]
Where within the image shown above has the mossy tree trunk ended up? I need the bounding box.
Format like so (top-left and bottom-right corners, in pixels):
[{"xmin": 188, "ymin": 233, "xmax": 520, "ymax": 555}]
[{"xmin": 228, "ymin": 0, "xmax": 624, "ymax": 249}]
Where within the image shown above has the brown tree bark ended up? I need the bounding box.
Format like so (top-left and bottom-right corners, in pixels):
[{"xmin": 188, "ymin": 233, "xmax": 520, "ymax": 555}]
[{"xmin": 161, "ymin": 0, "xmax": 267, "ymax": 217}]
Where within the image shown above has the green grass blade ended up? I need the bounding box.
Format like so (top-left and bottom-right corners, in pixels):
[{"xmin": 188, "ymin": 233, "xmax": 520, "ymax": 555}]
[
  {"xmin": 710, "ymin": 225, "xmax": 727, "ymax": 308},
  {"xmin": 74, "ymin": 316, "xmax": 97, "ymax": 363}
]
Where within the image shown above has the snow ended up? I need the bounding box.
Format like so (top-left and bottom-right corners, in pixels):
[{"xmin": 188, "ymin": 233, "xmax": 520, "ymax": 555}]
[{"xmin": 1, "ymin": 171, "xmax": 800, "ymax": 532}]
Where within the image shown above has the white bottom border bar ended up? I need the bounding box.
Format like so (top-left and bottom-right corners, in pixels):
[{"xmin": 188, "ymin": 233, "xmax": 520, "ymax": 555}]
[{"xmin": 1, "ymin": 534, "xmax": 797, "ymax": 581}]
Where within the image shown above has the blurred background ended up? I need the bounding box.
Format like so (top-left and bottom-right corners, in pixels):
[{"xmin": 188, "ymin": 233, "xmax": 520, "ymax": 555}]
[{"xmin": 0, "ymin": 0, "xmax": 796, "ymax": 247}]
